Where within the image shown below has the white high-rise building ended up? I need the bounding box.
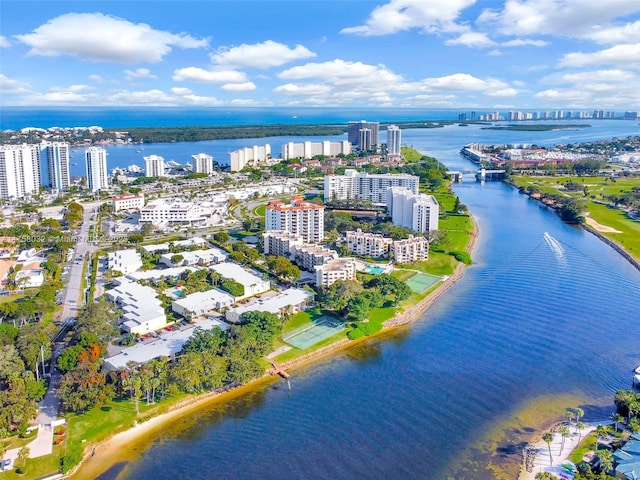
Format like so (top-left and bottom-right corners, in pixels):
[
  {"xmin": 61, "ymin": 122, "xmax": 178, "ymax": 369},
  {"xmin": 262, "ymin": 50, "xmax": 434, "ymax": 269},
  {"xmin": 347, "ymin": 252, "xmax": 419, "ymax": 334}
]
[
  {"xmin": 324, "ymin": 169, "xmax": 419, "ymax": 204},
  {"xmin": 386, "ymin": 187, "xmax": 439, "ymax": 233},
  {"xmin": 0, "ymin": 144, "xmax": 41, "ymax": 199},
  {"xmin": 85, "ymin": 147, "xmax": 109, "ymax": 192},
  {"xmin": 281, "ymin": 141, "xmax": 351, "ymax": 160},
  {"xmin": 191, "ymin": 153, "xmax": 214, "ymax": 175},
  {"xmin": 387, "ymin": 125, "xmax": 402, "ymax": 156},
  {"xmin": 40, "ymin": 142, "xmax": 70, "ymax": 191},
  {"xmin": 144, "ymin": 155, "xmax": 166, "ymax": 177},
  {"xmin": 348, "ymin": 121, "xmax": 379, "ymax": 151},
  {"xmin": 265, "ymin": 196, "xmax": 325, "ymax": 243},
  {"xmin": 229, "ymin": 144, "xmax": 271, "ymax": 172}
]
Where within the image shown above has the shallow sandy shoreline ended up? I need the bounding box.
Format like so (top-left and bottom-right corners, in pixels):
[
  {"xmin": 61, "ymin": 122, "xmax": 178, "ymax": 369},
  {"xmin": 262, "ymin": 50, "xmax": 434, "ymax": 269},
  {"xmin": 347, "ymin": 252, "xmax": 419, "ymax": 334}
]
[{"xmin": 67, "ymin": 214, "xmax": 480, "ymax": 479}]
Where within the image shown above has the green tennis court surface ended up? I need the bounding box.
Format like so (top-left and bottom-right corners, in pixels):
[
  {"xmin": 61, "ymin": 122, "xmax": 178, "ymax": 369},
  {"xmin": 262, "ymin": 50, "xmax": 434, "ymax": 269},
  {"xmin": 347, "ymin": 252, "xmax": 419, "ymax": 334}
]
[
  {"xmin": 283, "ymin": 316, "xmax": 345, "ymax": 349},
  {"xmin": 405, "ymin": 272, "xmax": 442, "ymax": 293}
]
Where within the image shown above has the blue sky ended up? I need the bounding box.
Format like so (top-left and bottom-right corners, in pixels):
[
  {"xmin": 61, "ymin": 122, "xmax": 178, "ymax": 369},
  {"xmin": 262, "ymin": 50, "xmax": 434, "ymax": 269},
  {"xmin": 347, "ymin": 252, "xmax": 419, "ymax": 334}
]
[{"xmin": 1, "ymin": 0, "xmax": 639, "ymax": 109}]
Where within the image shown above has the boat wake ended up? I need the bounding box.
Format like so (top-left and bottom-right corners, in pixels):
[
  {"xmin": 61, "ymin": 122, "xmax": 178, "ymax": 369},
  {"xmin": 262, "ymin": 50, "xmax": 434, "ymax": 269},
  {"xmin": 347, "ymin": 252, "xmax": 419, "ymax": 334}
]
[{"xmin": 543, "ymin": 232, "xmax": 566, "ymax": 264}]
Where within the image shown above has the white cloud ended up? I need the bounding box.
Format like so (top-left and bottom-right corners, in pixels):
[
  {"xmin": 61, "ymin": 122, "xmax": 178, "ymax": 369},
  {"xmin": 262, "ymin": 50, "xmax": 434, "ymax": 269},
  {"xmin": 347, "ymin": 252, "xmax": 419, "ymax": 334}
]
[
  {"xmin": 0, "ymin": 36, "xmax": 10, "ymax": 48},
  {"xmin": 400, "ymin": 94, "xmax": 457, "ymax": 106},
  {"xmin": 445, "ymin": 31, "xmax": 496, "ymax": 48},
  {"xmin": 124, "ymin": 68, "xmax": 157, "ymax": 80},
  {"xmin": 588, "ymin": 21, "xmax": 640, "ymax": 44},
  {"xmin": 488, "ymin": 49, "xmax": 503, "ymax": 56},
  {"xmin": 478, "ymin": 0, "xmax": 640, "ymax": 38},
  {"xmin": 273, "ymin": 83, "xmax": 332, "ymax": 96},
  {"xmin": 0, "ymin": 74, "xmax": 29, "ymax": 91},
  {"xmin": 170, "ymin": 87, "xmax": 194, "ymax": 96},
  {"xmin": 558, "ymin": 43, "xmax": 640, "ymax": 68},
  {"xmin": 501, "ymin": 39, "xmax": 548, "ymax": 47},
  {"xmin": 173, "ymin": 67, "xmax": 248, "ymax": 83},
  {"xmin": 50, "ymin": 84, "xmax": 93, "ymax": 93},
  {"xmin": 89, "ymin": 74, "xmax": 105, "ymax": 84},
  {"xmin": 14, "ymin": 12, "xmax": 207, "ymax": 63},
  {"xmin": 279, "ymin": 59, "xmax": 404, "ymax": 86},
  {"xmin": 534, "ymin": 88, "xmax": 592, "ymax": 103},
  {"xmin": 211, "ymin": 40, "xmax": 316, "ymax": 69},
  {"xmin": 220, "ymin": 82, "xmax": 257, "ymax": 92},
  {"xmin": 341, "ymin": 0, "xmax": 475, "ymax": 36},
  {"xmin": 421, "ymin": 73, "xmax": 505, "ymax": 92},
  {"xmin": 486, "ymin": 87, "xmax": 518, "ymax": 97}
]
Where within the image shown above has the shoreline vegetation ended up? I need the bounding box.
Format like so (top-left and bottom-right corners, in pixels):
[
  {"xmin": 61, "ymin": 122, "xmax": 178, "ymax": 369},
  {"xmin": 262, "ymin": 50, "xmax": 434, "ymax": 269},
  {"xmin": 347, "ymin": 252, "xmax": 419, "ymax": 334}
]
[
  {"xmin": 481, "ymin": 124, "xmax": 590, "ymax": 132},
  {"xmin": 67, "ymin": 201, "xmax": 479, "ymax": 480}
]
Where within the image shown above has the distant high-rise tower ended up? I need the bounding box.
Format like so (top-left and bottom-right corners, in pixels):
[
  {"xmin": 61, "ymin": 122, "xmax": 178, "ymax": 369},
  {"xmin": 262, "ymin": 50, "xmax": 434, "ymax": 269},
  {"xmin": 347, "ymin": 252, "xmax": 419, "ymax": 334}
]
[
  {"xmin": 40, "ymin": 142, "xmax": 70, "ymax": 191},
  {"xmin": 144, "ymin": 155, "xmax": 166, "ymax": 177},
  {"xmin": 191, "ymin": 153, "xmax": 214, "ymax": 175},
  {"xmin": 0, "ymin": 144, "xmax": 41, "ymax": 199},
  {"xmin": 387, "ymin": 125, "xmax": 402, "ymax": 156},
  {"xmin": 85, "ymin": 147, "xmax": 108, "ymax": 192},
  {"xmin": 348, "ymin": 120, "xmax": 380, "ymax": 151},
  {"xmin": 359, "ymin": 128, "xmax": 372, "ymax": 151}
]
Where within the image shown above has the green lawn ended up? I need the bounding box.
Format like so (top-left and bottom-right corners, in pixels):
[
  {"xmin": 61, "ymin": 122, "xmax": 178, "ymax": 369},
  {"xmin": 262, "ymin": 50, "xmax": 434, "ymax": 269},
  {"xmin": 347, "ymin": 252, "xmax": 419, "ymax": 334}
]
[
  {"xmin": 396, "ymin": 252, "xmax": 459, "ymax": 276},
  {"xmin": 2, "ymin": 445, "xmax": 65, "ymax": 480},
  {"xmin": 586, "ymin": 201, "xmax": 640, "ymax": 261},
  {"xmin": 252, "ymin": 204, "xmax": 266, "ymax": 217},
  {"xmin": 401, "ymin": 147, "xmax": 423, "ymax": 162},
  {"xmin": 438, "ymin": 214, "xmax": 474, "ymax": 251},
  {"xmin": 568, "ymin": 431, "xmax": 597, "ymax": 464},
  {"xmin": 0, "ymin": 293, "xmax": 23, "ymax": 304}
]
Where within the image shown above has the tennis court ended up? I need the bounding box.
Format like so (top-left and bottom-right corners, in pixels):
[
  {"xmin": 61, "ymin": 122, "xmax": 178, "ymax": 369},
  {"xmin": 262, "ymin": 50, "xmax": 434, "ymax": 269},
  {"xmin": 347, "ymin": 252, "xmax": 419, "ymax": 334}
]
[
  {"xmin": 282, "ymin": 316, "xmax": 345, "ymax": 349},
  {"xmin": 405, "ymin": 272, "xmax": 442, "ymax": 293}
]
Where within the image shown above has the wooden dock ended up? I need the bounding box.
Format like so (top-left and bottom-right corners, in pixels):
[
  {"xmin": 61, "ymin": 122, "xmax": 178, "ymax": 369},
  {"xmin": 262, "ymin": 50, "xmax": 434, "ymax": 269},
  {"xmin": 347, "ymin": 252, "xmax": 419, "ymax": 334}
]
[{"xmin": 270, "ymin": 361, "xmax": 290, "ymax": 379}]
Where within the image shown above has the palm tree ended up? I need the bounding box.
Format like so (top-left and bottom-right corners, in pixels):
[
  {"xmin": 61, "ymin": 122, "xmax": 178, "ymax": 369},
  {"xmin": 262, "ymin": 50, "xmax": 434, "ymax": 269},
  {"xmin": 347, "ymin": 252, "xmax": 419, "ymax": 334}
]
[
  {"xmin": 565, "ymin": 410, "xmax": 575, "ymax": 427},
  {"xmin": 560, "ymin": 425, "xmax": 571, "ymax": 454},
  {"xmin": 574, "ymin": 408, "xmax": 584, "ymax": 433},
  {"xmin": 598, "ymin": 448, "xmax": 613, "ymax": 474},
  {"xmin": 542, "ymin": 432, "xmax": 554, "ymax": 466},
  {"xmin": 612, "ymin": 413, "xmax": 625, "ymax": 432},
  {"xmin": 17, "ymin": 446, "xmax": 29, "ymax": 472},
  {"xmin": 595, "ymin": 424, "xmax": 606, "ymax": 452},
  {"xmin": 576, "ymin": 421, "xmax": 586, "ymax": 443}
]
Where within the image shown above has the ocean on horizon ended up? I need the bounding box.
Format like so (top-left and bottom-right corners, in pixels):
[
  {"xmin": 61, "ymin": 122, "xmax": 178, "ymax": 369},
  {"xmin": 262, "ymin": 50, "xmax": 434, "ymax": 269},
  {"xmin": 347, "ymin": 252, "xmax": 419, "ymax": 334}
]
[{"xmin": 0, "ymin": 106, "xmax": 464, "ymax": 131}]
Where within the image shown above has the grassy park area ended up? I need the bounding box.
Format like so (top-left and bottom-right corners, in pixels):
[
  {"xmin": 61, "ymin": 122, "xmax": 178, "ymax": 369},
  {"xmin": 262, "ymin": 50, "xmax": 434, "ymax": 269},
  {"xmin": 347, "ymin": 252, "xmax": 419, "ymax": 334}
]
[{"xmin": 511, "ymin": 175, "xmax": 640, "ymax": 261}]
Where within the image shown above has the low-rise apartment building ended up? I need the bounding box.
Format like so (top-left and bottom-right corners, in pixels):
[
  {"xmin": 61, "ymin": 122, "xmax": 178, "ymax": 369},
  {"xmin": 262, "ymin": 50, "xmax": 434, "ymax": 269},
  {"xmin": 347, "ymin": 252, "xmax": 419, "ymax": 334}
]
[
  {"xmin": 159, "ymin": 247, "xmax": 227, "ymax": 267},
  {"xmin": 315, "ymin": 257, "xmax": 357, "ymax": 288},
  {"xmin": 209, "ymin": 262, "xmax": 271, "ymax": 300},
  {"xmin": 106, "ymin": 282, "xmax": 167, "ymax": 335},
  {"xmin": 107, "ymin": 249, "xmax": 142, "ymax": 274},
  {"xmin": 225, "ymin": 288, "xmax": 314, "ymax": 324},
  {"xmin": 172, "ymin": 288, "xmax": 235, "ymax": 317},
  {"xmin": 140, "ymin": 200, "xmax": 203, "ymax": 226},
  {"xmin": 345, "ymin": 229, "xmax": 393, "ymax": 258},
  {"xmin": 113, "ymin": 193, "xmax": 145, "ymax": 212},
  {"xmin": 392, "ymin": 236, "xmax": 429, "ymax": 264},
  {"xmin": 292, "ymin": 244, "xmax": 339, "ymax": 272},
  {"xmin": 262, "ymin": 230, "xmax": 304, "ymax": 257}
]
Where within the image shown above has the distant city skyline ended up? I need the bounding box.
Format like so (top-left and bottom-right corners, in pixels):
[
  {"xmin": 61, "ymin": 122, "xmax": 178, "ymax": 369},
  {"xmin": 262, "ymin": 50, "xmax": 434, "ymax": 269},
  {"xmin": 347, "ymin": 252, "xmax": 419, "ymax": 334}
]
[{"xmin": 1, "ymin": 1, "xmax": 639, "ymax": 109}]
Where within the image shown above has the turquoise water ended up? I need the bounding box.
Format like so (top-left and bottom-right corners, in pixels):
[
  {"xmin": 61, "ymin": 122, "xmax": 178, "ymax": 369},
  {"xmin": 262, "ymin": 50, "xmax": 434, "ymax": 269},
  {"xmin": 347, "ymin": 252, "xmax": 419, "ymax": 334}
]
[
  {"xmin": 366, "ymin": 266, "xmax": 386, "ymax": 274},
  {"xmin": 54, "ymin": 117, "xmax": 640, "ymax": 480},
  {"xmin": 172, "ymin": 290, "xmax": 183, "ymax": 297}
]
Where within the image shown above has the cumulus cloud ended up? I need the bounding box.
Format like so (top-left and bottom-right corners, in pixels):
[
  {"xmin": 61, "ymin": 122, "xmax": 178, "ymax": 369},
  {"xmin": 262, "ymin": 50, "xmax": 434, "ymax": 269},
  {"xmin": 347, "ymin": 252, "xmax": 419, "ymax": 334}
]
[
  {"xmin": 558, "ymin": 43, "xmax": 640, "ymax": 68},
  {"xmin": 173, "ymin": 67, "xmax": 248, "ymax": 83},
  {"xmin": 273, "ymin": 83, "xmax": 332, "ymax": 96},
  {"xmin": 220, "ymin": 82, "xmax": 256, "ymax": 92},
  {"xmin": 478, "ymin": 0, "xmax": 640, "ymax": 38},
  {"xmin": 50, "ymin": 84, "xmax": 93, "ymax": 93},
  {"xmin": 421, "ymin": 73, "xmax": 508, "ymax": 92},
  {"xmin": 0, "ymin": 36, "xmax": 10, "ymax": 48},
  {"xmin": 588, "ymin": 21, "xmax": 640, "ymax": 44},
  {"xmin": 501, "ymin": 39, "xmax": 548, "ymax": 47},
  {"xmin": 89, "ymin": 74, "xmax": 105, "ymax": 84},
  {"xmin": 445, "ymin": 31, "xmax": 496, "ymax": 48},
  {"xmin": 0, "ymin": 74, "xmax": 29, "ymax": 91},
  {"xmin": 341, "ymin": 0, "xmax": 475, "ymax": 36},
  {"xmin": 124, "ymin": 68, "xmax": 157, "ymax": 80},
  {"xmin": 14, "ymin": 12, "xmax": 207, "ymax": 63},
  {"xmin": 211, "ymin": 40, "xmax": 316, "ymax": 69},
  {"xmin": 279, "ymin": 59, "xmax": 404, "ymax": 86},
  {"xmin": 170, "ymin": 87, "xmax": 194, "ymax": 96}
]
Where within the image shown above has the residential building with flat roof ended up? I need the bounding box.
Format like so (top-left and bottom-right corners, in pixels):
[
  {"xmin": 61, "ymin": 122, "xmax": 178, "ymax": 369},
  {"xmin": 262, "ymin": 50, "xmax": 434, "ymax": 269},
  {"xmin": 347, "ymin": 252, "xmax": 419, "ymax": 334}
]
[
  {"xmin": 229, "ymin": 144, "xmax": 271, "ymax": 172},
  {"xmin": 265, "ymin": 196, "xmax": 324, "ymax": 243},
  {"xmin": 113, "ymin": 193, "xmax": 145, "ymax": 212},
  {"xmin": 85, "ymin": 146, "xmax": 109, "ymax": 192},
  {"xmin": 107, "ymin": 249, "xmax": 142, "ymax": 274},
  {"xmin": 140, "ymin": 200, "xmax": 203, "ymax": 226},
  {"xmin": 225, "ymin": 288, "xmax": 314, "ymax": 324},
  {"xmin": 0, "ymin": 144, "xmax": 41, "ymax": 200},
  {"xmin": 172, "ymin": 288, "xmax": 235, "ymax": 317},
  {"xmin": 315, "ymin": 257, "xmax": 357, "ymax": 288},
  {"xmin": 103, "ymin": 317, "xmax": 228, "ymax": 370},
  {"xmin": 348, "ymin": 121, "xmax": 379, "ymax": 151},
  {"xmin": 141, "ymin": 237, "xmax": 207, "ymax": 254},
  {"xmin": 387, "ymin": 125, "xmax": 402, "ymax": 156},
  {"xmin": 386, "ymin": 187, "xmax": 439, "ymax": 233},
  {"xmin": 144, "ymin": 154, "xmax": 166, "ymax": 177},
  {"xmin": 40, "ymin": 142, "xmax": 70, "ymax": 191},
  {"xmin": 281, "ymin": 141, "xmax": 351, "ymax": 160},
  {"xmin": 291, "ymin": 244, "xmax": 339, "ymax": 272},
  {"xmin": 392, "ymin": 236, "xmax": 429, "ymax": 264},
  {"xmin": 159, "ymin": 247, "xmax": 227, "ymax": 267},
  {"xmin": 262, "ymin": 230, "xmax": 304, "ymax": 257},
  {"xmin": 345, "ymin": 229, "xmax": 393, "ymax": 258},
  {"xmin": 209, "ymin": 262, "xmax": 271, "ymax": 299},
  {"xmin": 191, "ymin": 153, "xmax": 215, "ymax": 175},
  {"xmin": 106, "ymin": 282, "xmax": 167, "ymax": 335},
  {"xmin": 324, "ymin": 169, "xmax": 419, "ymax": 204}
]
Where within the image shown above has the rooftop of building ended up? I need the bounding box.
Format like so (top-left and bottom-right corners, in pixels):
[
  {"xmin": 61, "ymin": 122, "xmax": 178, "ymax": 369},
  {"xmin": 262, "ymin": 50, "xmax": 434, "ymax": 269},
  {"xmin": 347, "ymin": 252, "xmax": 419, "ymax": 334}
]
[{"xmin": 209, "ymin": 262, "xmax": 267, "ymax": 288}]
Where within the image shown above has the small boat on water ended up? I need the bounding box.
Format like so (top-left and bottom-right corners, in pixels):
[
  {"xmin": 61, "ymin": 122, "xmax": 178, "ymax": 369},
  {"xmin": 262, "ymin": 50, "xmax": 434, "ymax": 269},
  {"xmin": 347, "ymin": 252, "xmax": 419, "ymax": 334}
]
[{"xmin": 633, "ymin": 365, "xmax": 640, "ymax": 387}]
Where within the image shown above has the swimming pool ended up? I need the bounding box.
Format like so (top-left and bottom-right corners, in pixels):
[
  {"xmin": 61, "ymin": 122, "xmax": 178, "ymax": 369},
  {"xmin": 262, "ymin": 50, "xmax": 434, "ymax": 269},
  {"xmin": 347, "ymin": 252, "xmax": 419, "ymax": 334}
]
[
  {"xmin": 173, "ymin": 290, "xmax": 184, "ymax": 297},
  {"xmin": 366, "ymin": 266, "xmax": 386, "ymax": 274}
]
